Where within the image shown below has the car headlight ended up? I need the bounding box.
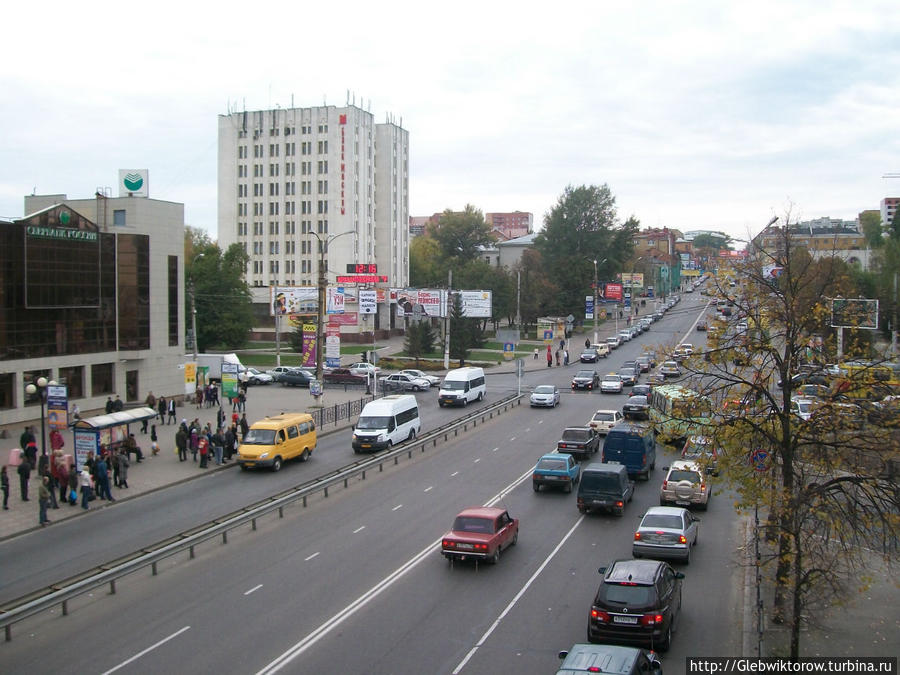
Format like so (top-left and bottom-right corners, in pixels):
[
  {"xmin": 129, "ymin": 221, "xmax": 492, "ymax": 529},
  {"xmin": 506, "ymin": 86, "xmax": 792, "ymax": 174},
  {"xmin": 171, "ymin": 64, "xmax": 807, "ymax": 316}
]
[
  {"xmin": 352, "ymin": 434, "xmax": 358, "ymax": 441},
  {"xmin": 259, "ymin": 452, "xmax": 269, "ymax": 459}
]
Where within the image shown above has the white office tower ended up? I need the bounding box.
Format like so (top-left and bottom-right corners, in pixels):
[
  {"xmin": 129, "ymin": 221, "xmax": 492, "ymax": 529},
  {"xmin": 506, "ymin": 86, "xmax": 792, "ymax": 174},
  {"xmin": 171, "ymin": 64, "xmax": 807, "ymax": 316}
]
[{"xmin": 217, "ymin": 104, "xmax": 409, "ymax": 327}]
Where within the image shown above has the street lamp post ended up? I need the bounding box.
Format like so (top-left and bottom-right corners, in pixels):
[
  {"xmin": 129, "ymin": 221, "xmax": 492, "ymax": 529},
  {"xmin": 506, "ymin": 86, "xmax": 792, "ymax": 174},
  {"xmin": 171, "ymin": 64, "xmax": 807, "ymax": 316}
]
[
  {"xmin": 25, "ymin": 377, "xmax": 57, "ymax": 458},
  {"xmin": 591, "ymin": 258, "xmax": 608, "ymax": 345},
  {"xmin": 189, "ymin": 253, "xmax": 205, "ymax": 362},
  {"xmin": 309, "ymin": 231, "xmax": 354, "ymax": 392}
]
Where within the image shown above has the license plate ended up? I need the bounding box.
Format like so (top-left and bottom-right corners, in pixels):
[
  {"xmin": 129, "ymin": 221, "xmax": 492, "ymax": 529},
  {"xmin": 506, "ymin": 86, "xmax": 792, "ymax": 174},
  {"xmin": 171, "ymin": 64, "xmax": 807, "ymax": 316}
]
[
  {"xmin": 456, "ymin": 543, "xmax": 474, "ymax": 550},
  {"xmin": 613, "ymin": 615, "xmax": 639, "ymax": 624},
  {"xmin": 676, "ymin": 500, "xmax": 690, "ymax": 506},
  {"xmin": 361, "ymin": 444, "xmax": 371, "ymax": 448},
  {"xmin": 592, "ymin": 500, "xmax": 609, "ymax": 505}
]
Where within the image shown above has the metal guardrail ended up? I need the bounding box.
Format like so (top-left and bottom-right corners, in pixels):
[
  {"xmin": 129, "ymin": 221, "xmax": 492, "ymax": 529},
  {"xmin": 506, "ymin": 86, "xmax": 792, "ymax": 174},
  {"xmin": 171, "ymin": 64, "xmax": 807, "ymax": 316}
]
[{"xmin": 0, "ymin": 393, "xmax": 523, "ymax": 641}]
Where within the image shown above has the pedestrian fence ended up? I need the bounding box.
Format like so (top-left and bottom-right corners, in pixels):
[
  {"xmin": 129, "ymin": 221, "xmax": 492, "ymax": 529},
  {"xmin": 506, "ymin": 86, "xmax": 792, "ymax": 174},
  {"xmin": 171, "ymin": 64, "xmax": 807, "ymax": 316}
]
[
  {"xmin": 309, "ymin": 396, "xmax": 372, "ymax": 428},
  {"xmin": 0, "ymin": 393, "xmax": 524, "ymax": 641}
]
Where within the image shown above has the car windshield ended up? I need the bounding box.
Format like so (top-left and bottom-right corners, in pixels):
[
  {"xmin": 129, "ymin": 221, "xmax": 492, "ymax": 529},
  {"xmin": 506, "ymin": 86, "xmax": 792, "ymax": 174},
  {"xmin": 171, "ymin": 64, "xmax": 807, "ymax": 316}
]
[
  {"xmin": 662, "ymin": 362, "xmax": 678, "ymax": 369},
  {"xmin": 607, "ymin": 337, "xmax": 618, "ymax": 343},
  {"xmin": 619, "ymin": 368, "xmax": 635, "ymax": 376},
  {"xmin": 442, "ymin": 381, "xmax": 466, "ymax": 390},
  {"xmin": 534, "ymin": 385, "xmax": 555, "ymax": 394},
  {"xmin": 452, "ymin": 516, "xmax": 493, "ymax": 534},
  {"xmin": 537, "ymin": 458, "xmax": 568, "ymax": 471},
  {"xmin": 355, "ymin": 416, "xmax": 391, "ymax": 430},
  {"xmin": 581, "ymin": 351, "xmax": 596, "ymax": 357},
  {"xmin": 795, "ymin": 400, "xmax": 812, "ymax": 413},
  {"xmin": 562, "ymin": 429, "xmax": 591, "ymax": 441},
  {"xmin": 592, "ymin": 412, "xmax": 616, "ymax": 422},
  {"xmin": 668, "ymin": 469, "xmax": 702, "ymax": 483},
  {"xmin": 242, "ymin": 429, "xmax": 276, "ymax": 445},
  {"xmin": 641, "ymin": 514, "xmax": 684, "ymax": 529},
  {"xmin": 576, "ymin": 371, "xmax": 594, "ymax": 378}
]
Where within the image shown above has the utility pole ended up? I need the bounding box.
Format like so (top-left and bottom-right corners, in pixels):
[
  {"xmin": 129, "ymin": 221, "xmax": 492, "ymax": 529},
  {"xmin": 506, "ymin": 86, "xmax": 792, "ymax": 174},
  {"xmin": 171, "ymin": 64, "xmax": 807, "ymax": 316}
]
[
  {"xmin": 190, "ymin": 253, "xmax": 204, "ymax": 362},
  {"xmin": 593, "ymin": 260, "xmax": 599, "ymax": 345},
  {"xmin": 516, "ymin": 271, "xmax": 521, "ymax": 329},
  {"xmin": 444, "ymin": 268, "xmax": 452, "ymax": 369}
]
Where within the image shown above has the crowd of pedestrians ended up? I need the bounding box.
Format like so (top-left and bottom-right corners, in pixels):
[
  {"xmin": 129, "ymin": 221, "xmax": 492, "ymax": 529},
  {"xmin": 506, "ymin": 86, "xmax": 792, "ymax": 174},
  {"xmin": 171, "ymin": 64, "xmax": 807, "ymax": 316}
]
[{"xmin": 2, "ymin": 381, "xmax": 254, "ymax": 529}]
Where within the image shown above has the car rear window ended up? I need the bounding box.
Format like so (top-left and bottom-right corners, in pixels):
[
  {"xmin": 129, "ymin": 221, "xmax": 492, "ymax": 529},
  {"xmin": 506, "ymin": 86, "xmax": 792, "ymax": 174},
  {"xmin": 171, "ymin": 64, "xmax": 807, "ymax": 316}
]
[
  {"xmin": 581, "ymin": 474, "xmax": 621, "ymax": 491},
  {"xmin": 641, "ymin": 514, "xmax": 683, "ymax": 529},
  {"xmin": 452, "ymin": 517, "xmax": 493, "ymax": 533},
  {"xmin": 537, "ymin": 458, "xmax": 568, "ymax": 471},
  {"xmin": 562, "ymin": 429, "xmax": 592, "ymax": 441},
  {"xmin": 601, "ymin": 583, "xmax": 655, "ymax": 605},
  {"xmin": 668, "ymin": 469, "xmax": 701, "ymax": 483},
  {"xmin": 593, "ymin": 412, "xmax": 616, "ymax": 422}
]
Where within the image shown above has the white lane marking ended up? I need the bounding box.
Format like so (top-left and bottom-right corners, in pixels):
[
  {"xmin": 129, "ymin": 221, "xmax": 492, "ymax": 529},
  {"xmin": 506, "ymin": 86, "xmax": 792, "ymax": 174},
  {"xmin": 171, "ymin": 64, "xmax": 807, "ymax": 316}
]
[
  {"xmin": 491, "ymin": 447, "xmax": 498, "ymax": 452},
  {"xmin": 353, "ymin": 526, "xmax": 366, "ymax": 534},
  {"xmin": 473, "ymin": 458, "xmax": 481, "ymax": 464},
  {"xmin": 509, "ymin": 436, "xmax": 516, "ymax": 441},
  {"xmin": 255, "ymin": 468, "xmax": 535, "ymax": 674},
  {"xmin": 424, "ymin": 486, "xmax": 433, "ymax": 492},
  {"xmin": 392, "ymin": 504, "xmax": 403, "ymax": 511},
  {"xmin": 538, "ymin": 420, "xmax": 543, "ymax": 424},
  {"xmin": 452, "ymin": 515, "xmax": 586, "ymax": 674},
  {"xmin": 304, "ymin": 552, "xmax": 320, "ymax": 562},
  {"xmin": 101, "ymin": 626, "xmax": 191, "ymax": 675},
  {"xmin": 451, "ymin": 471, "xmax": 459, "ymax": 477},
  {"xmin": 244, "ymin": 584, "xmax": 263, "ymax": 596}
]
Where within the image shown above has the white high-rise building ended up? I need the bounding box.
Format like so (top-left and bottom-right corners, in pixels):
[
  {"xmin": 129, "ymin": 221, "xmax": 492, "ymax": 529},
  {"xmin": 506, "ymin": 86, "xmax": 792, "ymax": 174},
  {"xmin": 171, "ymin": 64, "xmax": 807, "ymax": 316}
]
[{"xmin": 217, "ymin": 104, "xmax": 409, "ymax": 329}]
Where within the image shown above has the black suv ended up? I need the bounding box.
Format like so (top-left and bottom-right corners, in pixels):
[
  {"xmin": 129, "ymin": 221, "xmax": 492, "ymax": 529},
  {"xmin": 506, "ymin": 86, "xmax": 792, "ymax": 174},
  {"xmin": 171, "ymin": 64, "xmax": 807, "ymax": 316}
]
[{"xmin": 587, "ymin": 559, "xmax": 683, "ymax": 651}]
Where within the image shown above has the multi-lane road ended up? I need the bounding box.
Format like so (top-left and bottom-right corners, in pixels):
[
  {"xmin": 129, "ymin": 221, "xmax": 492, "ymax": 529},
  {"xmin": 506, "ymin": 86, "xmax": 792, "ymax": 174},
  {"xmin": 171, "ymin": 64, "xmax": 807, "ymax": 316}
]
[{"xmin": 1, "ymin": 291, "xmax": 746, "ymax": 674}]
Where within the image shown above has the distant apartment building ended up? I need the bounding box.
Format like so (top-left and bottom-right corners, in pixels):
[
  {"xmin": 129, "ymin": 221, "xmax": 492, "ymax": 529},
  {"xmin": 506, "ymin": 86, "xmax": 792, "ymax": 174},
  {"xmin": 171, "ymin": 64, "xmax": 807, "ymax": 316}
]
[
  {"xmin": 217, "ymin": 104, "xmax": 409, "ymax": 329},
  {"xmin": 881, "ymin": 197, "xmax": 899, "ymax": 227},
  {"xmin": 409, "ymin": 216, "xmax": 429, "ymax": 238},
  {"xmin": 753, "ymin": 217, "xmax": 871, "ymax": 269},
  {"xmin": 485, "ymin": 211, "xmax": 532, "ymax": 241}
]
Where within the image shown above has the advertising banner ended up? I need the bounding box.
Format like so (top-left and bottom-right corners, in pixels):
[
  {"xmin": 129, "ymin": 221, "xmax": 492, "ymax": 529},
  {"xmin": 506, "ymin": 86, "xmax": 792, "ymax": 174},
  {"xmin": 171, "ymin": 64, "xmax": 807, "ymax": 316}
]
[
  {"xmin": 396, "ymin": 289, "xmax": 446, "ymax": 317},
  {"xmin": 184, "ymin": 362, "xmax": 197, "ymax": 396},
  {"xmin": 325, "ymin": 324, "xmax": 341, "ymax": 369},
  {"xmin": 74, "ymin": 429, "xmax": 99, "ymax": 470},
  {"xmin": 359, "ymin": 289, "xmax": 377, "ymax": 314},
  {"xmin": 271, "ymin": 286, "xmax": 318, "ymax": 316},
  {"xmin": 327, "ymin": 287, "xmax": 345, "ymax": 314},
  {"xmin": 831, "ymin": 298, "xmax": 879, "ymax": 330},
  {"xmin": 221, "ymin": 362, "xmax": 239, "ymax": 401},
  {"xmin": 458, "ymin": 290, "xmax": 492, "ymax": 318},
  {"xmin": 302, "ymin": 324, "xmax": 317, "ymax": 367},
  {"xmin": 604, "ymin": 283, "xmax": 623, "ymax": 301},
  {"xmin": 329, "ymin": 312, "xmax": 358, "ymax": 326},
  {"xmin": 585, "ymin": 295, "xmax": 594, "ymax": 320},
  {"xmin": 47, "ymin": 384, "xmax": 68, "ymax": 430},
  {"xmin": 620, "ymin": 273, "xmax": 644, "ymax": 288}
]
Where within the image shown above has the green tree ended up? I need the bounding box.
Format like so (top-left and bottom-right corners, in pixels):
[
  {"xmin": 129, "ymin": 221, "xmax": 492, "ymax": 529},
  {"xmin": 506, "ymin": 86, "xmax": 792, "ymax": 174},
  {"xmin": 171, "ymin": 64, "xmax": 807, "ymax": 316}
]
[
  {"xmin": 535, "ymin": 185, "xmax": 637, "ymax": 315},
  {"xmin": 428, "ymin": 205, "xmax": 495, "ymax": 264},
  {"xmin": 515, "ymin": 249, "xmax": 559, "ymax": 333},
  {"xmin": 860, "ymin": 210, "xmax": 884, "ymax": 249},
  {"xmin": 448, "ymin": 292, "xmax": 484, "ymax": 364},
  {"xmin": 403, "ymin": 320, "xmax": 437, "ymax": 366},
  {"xmin": 186, "ymin": 230, "xmax": 254, "ymax": 352},
  {"xmin": 409, "ymin": 235, "xmax": 444, "ymax": 287}
]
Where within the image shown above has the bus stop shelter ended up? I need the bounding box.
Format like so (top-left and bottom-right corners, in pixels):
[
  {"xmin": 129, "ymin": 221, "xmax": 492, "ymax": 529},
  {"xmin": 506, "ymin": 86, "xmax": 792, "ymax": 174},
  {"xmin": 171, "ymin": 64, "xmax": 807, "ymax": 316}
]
[{"xmin": 71, "ymin": 407, "xmax": 158, "ymax": 469}]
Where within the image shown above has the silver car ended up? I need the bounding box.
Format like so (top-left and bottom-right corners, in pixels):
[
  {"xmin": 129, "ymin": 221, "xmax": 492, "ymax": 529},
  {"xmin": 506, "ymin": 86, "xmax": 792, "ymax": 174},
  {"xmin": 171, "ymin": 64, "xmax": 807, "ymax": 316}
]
[
  {"xmin": 378, "ymin": 373, "xmax": 430, "ymax": 391},
  {"xmin": 633, "ymin": 506, "xmax": 700, "ymax": 564},
  {"xmin": 399, "ymin": 369, "xmax": 441, "ymax": 387},
  {"xmin": 530, "ymin": 384, "xmax": 560, "ymax": 408},
  {"xmin": 600, "ymin": 374, "xmax": 624, "ymax": 394}
]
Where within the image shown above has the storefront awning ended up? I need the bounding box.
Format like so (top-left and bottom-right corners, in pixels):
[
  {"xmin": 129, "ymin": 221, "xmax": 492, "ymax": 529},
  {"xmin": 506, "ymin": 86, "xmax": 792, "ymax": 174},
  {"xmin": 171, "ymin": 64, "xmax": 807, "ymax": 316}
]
[{"xmin": 72, "ymin": 407, "xmax": 158, "ymax": 431}]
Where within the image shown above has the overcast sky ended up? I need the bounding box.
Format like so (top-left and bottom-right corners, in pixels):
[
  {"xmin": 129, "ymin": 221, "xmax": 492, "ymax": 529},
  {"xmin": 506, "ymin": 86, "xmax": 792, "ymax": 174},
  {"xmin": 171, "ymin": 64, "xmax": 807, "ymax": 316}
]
[{"xmin": 3, "ymin": 1, "xmax": 899, "ymax": 243}]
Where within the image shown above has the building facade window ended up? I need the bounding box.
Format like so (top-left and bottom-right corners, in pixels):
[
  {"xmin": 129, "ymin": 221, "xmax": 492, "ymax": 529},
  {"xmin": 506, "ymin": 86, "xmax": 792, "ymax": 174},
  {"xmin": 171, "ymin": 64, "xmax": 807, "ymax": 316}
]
[
  {"xmin": 91, "ymin": 363, "xmax": 114, "ymax": 396},
  {"xmin": 113, "ymin": 210, "xmax": 126, "ymax": 226},
  {"xmin": 58, "ymin": 365, "xmax": 85, "ymax": 399},
  {"xmin": 168, "ymin": 255, "xmax": 179, "ymax": 347},
  {"xmin": 117, "ymin": 234, "xmax": 151, "ymax": 351}
]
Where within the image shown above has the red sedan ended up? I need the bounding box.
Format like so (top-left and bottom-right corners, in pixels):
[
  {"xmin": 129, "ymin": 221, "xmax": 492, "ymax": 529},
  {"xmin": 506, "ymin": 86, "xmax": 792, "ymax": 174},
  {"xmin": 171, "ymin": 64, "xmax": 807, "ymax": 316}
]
[{"xmin": 441, "ymin": 507, "xmax": 519, "ymax": 565}]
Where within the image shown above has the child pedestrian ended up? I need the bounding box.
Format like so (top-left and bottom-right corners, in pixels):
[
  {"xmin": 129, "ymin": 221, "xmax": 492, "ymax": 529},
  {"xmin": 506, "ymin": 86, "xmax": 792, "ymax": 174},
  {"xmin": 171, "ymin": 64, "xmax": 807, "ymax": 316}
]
[{"xmin": 533, "ymin": 348, "xmax": 539, "ymax": 360}]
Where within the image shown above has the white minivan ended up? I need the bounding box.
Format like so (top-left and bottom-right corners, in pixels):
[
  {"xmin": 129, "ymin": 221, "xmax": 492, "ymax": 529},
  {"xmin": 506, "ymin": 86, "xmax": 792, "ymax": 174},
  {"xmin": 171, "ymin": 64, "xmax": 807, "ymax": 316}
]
[
  {"xmin": 438, "ymin": 367, "xmax": 486, "ymax": 407},
  {"xmin": 352, "ymin": 395, "xmax": 421, "ymax": 453}
]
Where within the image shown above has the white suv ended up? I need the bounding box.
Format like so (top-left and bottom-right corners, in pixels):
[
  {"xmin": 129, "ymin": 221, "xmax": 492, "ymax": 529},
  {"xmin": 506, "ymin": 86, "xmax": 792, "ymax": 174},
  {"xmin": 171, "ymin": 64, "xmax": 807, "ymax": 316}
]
[{"xmin": 659, "ymin": 461, "xmax": 710, "ymax": 509}]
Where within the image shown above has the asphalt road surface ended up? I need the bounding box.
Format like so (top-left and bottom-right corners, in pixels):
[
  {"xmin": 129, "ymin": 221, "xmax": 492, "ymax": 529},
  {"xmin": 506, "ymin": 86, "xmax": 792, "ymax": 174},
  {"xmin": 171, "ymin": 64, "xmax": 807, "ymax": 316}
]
[{"xmin": 2, "ymin": 292, "xmax": 742, "ymax": 674}]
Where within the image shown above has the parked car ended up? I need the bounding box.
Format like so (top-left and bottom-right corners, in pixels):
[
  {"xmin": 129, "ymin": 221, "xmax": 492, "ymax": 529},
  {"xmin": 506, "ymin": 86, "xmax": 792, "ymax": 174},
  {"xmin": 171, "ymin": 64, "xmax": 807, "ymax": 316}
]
[
  {"xmin": 242, "ymin": 367, "xmax": 274, "ymax": 385},
  {"xmin": 399, "ymin": 369, "xmax": 441, "ymax": 387},
  {"xmin": 659, "ymin": 461, "xmax": 710, "ymax": 510},
  {"xmin": 532, "ymin": 453, "xmax": 580, "ymax": 493},
  {"xmin": 440, "ymin": 507, "xmax": 518, "ymax": 565},
  {"xmin": 588, "ymin": 409, "xmax": 624, "ymax": 435},
  {"xmin": 600, "ymin": 373, "xmax": 624, "ymax": 394},
  {"xmin": 606, "ymin": 335, "xmax": 621, "ymax": 350},
  {"xmin": 635, "ymin": 356, "xmax": 652, "ymax": 373},
  {"xmin": 557, "ymin": 426, "xmax": 600, "ymax": 460},
  {"xmin": 618, "ymin": 367, "xmax": 639, "ymax": 387},
  {"xmin": 323, "ymin": 368, "xmax": 366, "ymax": 385},
  {"xmin": 680, "ymin": 435, "xmax": 721, "ymax": 475},
  {"xmin": 572, "ymin": 370, "xmax": 600, "ymax": 390},
  {"xmin": 379, "ymin": 372, "xmax": 431, "ymax": 392},
  {"xmin": 280, "ymin": 368, "xmax": 315, "ymax": 387},
  {"xmin": 556, "ymin": 644, "xmax": 663, "ymax": 675},
  {"xmin": 266, "ymin": 365, "xmax": 296, "ymax": 382},
  {"xmin": 659, "ymin": 361, "xmax": 682, "ymax": 378},
  {"xmin": 633, "ymin": 506, "xmax": 700, "ymax": 564},
  {"xmin": 587, "ymin": 558, "xmax": 683, "ymax": 651},
  {"xmin": 618, "ymin": 330, "xmax": 633, "ymax": 343},
  {"xmin": 348, "ymin": 362, "xmax": 381, "ymax": 378},
  {"xmin": 622, "ymin": 394, "xmax": 650, "ymax": 420},
  {"xmin": 530, "ymin": 384, "xmax": 561, "ymax": 408}
]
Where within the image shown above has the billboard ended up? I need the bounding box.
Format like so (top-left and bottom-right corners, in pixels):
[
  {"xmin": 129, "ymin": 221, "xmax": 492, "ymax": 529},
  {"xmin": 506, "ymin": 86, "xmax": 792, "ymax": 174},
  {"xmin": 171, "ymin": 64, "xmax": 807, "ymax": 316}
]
[
  {"xmin": 118, "ymin": 169, "xmax": 149, "ymax": 198},
  {"xmin": 604, "ymin": 283, "xmax": 624, "ymax": 301},
  {"xmin": 831, "ymin": 298, "xmax": 878, "ymax": 330},
  {"xmin": 359, "ymin": 289, "xmax": 377, "ymax": 314},
  {"xmin": 395, "ymin": 289, "xmax": 446, "ymax": 317},
  {"xmin": 458, "ymin": 290, "xmax": 492, "ymax": 318},
  {"xmin": 620, "ymin": 273, "xmax": 644, "ymax": 288},
  {"xmin": 271, "ymin": 286, "xmax": 318, "ymax": 316}
]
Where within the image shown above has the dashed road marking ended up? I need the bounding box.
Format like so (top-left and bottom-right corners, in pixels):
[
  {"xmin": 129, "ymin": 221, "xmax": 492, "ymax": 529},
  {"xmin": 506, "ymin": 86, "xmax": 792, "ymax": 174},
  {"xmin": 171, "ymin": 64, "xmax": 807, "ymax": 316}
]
[{"xmin": 304, "ymin": 552, "xmax": 320, "ymax": 562}]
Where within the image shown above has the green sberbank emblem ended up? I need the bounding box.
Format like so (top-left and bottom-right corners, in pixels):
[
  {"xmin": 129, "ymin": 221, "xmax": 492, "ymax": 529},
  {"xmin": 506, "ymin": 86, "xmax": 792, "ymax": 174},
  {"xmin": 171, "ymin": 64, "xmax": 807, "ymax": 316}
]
[
  {"xmin": 59, "ymin": 211, "xmax": 71, "ymax": 225},
  {"xmin": 123, "ymin": 172, "xmax": 144, "ymax": 191}
]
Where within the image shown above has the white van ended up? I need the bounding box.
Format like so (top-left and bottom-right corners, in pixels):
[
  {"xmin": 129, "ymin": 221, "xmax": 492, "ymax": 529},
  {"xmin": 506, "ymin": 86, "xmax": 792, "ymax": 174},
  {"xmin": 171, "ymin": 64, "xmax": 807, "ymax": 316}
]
[
  {"xmin": 352, "ymin": 395, "xmax": 421, "ymax": 453},
  {"xmin": 438, "ymin": 367, "xmax": 486, "ymax": 407}
]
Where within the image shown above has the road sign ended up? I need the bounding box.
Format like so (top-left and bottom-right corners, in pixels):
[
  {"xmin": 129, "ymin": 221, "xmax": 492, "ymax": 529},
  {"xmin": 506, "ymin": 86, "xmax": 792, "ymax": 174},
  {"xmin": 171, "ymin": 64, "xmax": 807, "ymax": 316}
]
[
  {"xmin": 503, "ymin": 343, "xmax": 515, "ymax": 360},
  {"xmin": 750, "ymin": 448, "xmax": 770, "ymax": 472},
  {"xmin": 516, "ymin": 358, "xmax": 525, "ymax": 376}
]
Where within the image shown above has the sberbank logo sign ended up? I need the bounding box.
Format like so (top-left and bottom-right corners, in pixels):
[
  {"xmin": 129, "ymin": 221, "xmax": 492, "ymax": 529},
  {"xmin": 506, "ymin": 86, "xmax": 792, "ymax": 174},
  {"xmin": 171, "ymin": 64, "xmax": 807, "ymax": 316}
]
[
  {"xmin": 123, "ymin": 172, "xmax": 144, "ymax": 191},
  {"xmin": 26, "ymin": 226, "xmax": 98, "ymax": 242}
]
